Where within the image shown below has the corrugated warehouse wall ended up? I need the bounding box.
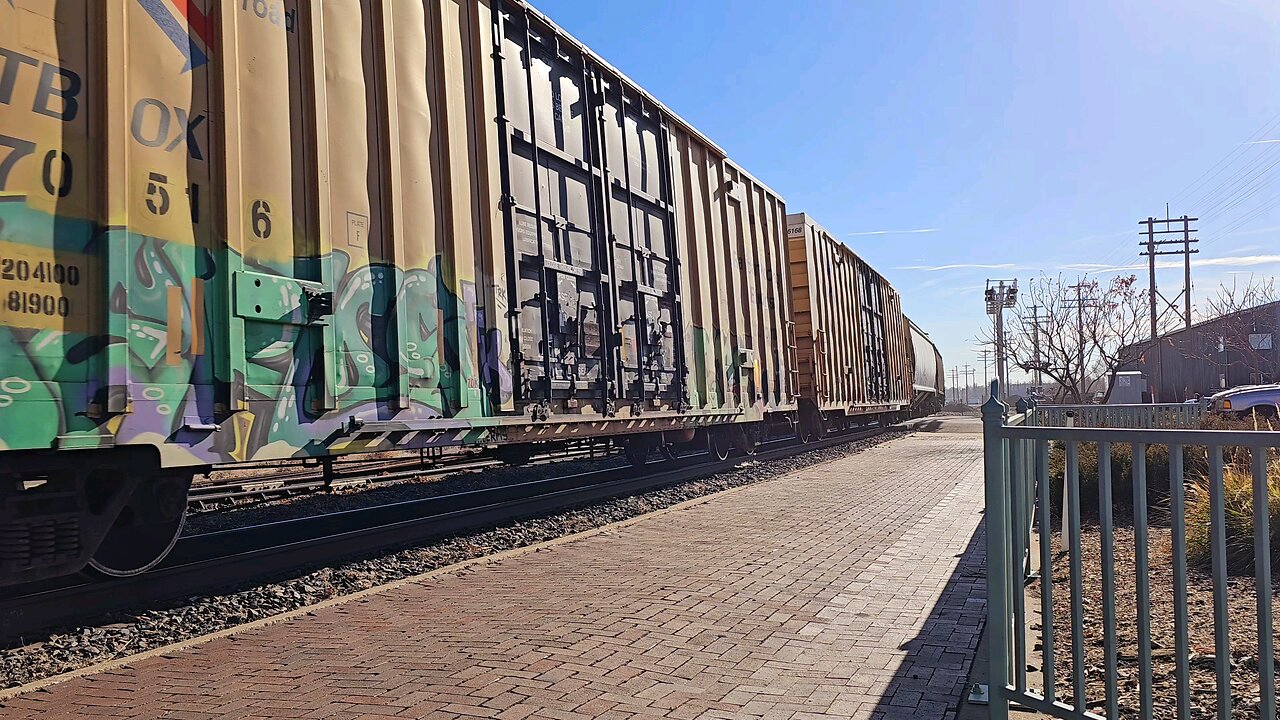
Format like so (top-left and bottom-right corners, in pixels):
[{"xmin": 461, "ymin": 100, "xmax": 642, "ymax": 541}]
[{"xmin": 0, "ymin": 0, "xmax": 796, "ymax": 467}]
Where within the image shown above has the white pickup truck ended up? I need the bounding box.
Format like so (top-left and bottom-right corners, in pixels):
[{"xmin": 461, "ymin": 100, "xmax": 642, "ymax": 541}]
[{"xmin": 1210, "ymin": 384, "xmax": 1280, "ymax": 419}]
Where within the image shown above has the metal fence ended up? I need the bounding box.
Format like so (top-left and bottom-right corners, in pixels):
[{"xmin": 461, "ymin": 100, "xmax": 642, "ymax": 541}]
[
  {"xmin": 1034, "ymin": 402, "xmax": 1206, "ymax": 429},
  {"xmin": 983, "ymin": 383, "xmax": 1276, "ymax": 720}
]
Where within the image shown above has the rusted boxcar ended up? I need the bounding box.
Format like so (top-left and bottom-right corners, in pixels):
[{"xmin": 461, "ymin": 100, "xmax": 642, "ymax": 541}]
[
  {"xmin": 787, "ymin": 213, "xmax": 911, "ymax": 436},
  {"xmin": 0, "ymin": 0, "xmax": 795, "ymax": 585}
]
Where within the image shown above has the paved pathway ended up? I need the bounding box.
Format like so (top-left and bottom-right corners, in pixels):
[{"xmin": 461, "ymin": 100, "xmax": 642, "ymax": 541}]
[{"xmin": 0, "ymin": 431, "xmax": 987, "ymax": 720}]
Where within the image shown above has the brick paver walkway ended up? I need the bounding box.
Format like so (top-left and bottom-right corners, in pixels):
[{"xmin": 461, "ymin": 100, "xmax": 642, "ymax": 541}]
[{"xmin": 0, "ymin": 432, "xmax": 987, "ymax": 720}]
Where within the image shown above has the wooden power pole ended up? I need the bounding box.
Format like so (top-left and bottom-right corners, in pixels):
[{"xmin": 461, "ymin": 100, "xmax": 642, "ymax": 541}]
[{"xmin": 1139, "ymin": 214, "xmax": 1199, "ymax": 402}]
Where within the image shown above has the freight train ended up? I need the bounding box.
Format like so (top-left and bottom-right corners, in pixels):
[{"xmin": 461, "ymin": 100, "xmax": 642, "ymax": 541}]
[{"xmin": 0, "ymin": 0, "xmax": 943, "ymax": 587}]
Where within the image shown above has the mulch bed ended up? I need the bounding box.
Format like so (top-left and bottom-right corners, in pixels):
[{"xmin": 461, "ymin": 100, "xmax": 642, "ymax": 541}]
[{"xmin": 1033, "ymin": 520, "xmax": 1278, "ymax": 719}]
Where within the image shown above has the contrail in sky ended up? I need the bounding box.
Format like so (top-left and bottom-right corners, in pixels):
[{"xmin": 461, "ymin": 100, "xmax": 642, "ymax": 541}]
[{"xmin": 846, "ymin": 228, "xmax": 939, "ymax": 236}]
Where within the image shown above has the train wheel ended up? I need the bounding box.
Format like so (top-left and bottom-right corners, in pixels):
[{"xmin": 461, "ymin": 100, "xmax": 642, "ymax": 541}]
[
  {"xmin": 623, "ymin": 435, "xmax": 658, "ymax": 467},
  {"xmin": 708, "ymin": 430, "xmax": 733, "ymax": 461},
  {"xmin": 796, "ymin": 422, "xmax": 812, "ymax": 444},
  {"xmin": 87, "ymin": 473, "xmax": 191, "ymax": 578},
  {"xmin": 739, "ymin": 424, "xmax": 763, "ymax": 456},
  {"xmin": 623, "ymin": 443, "xmax": 649, "ymax": 467},
  {"xmin": 495, "ymin": 443, "xmax": 537, "ymax": 466}
]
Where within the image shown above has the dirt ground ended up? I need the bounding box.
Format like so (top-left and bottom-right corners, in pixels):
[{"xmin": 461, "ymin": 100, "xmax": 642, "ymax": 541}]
[{"xmin": 1033, "ymin": 522, "xmax": 1278, "ymax": 719}]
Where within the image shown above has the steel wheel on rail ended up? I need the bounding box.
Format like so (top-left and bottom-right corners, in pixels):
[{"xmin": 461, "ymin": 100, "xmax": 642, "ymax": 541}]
[
  {"xmin": 87, "ymin": 473, "xmax": 192, "ymax": 578},
  {"xmin": 708, "ymin": 430, "xmax": 733, "ymax": 462},
  {"xmin": 623, "ymin": 442, "xmax": 649, "ymax": 467},
  {"xmin": 624, "ymin": 434, "xmax": 661, "ymax": 467},
  {"xmin": 739, "ymin": 424, "xmax": 762, "ymax": 456}
]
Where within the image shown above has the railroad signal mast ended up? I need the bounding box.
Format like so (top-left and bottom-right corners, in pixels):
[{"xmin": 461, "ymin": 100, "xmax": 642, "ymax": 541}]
[
  {"xmin": 984, "ymin": 279, "xmax": 1018, "ymax": 401},
  {"xmin": 1139, "ymin": 214, "xmax": 1198, "ymax": 403}
]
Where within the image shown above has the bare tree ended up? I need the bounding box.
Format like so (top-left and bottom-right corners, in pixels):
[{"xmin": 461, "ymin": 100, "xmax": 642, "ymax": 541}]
[
  {"xmin": 1174, "ymin": 275, "xmax": 1278, "ymax": 384},
  {"xmin": 980, "ymin": 274, "xmax": 1150, "ymax": 403}
]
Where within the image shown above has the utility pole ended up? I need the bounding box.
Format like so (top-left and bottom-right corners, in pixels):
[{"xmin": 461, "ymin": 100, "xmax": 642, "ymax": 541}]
[
  {"xmin": 1065, "ymin": 281, "xmax": 1099, "ymax": 403},
  {"xmin": 961, "ymin": 364, "xmax": 975, "ymax": 405},
  {"xmin": 1026, "ymin": 304, "xmax": 1048, "ymax": 389},
  {"xmin": 951, "ymin": 366, "xmax": 959, "ymax": 403},
  {"xmin": 1139, "ymin": 214, "xmax": 1199, "ymax": 403},
  {"xmin": 984, "ymin": 279, "xmax": 1018, "ymax": 400},
  {"xmin": 977, "ymin": 348, "xmax": 994, "ymax": 391}
]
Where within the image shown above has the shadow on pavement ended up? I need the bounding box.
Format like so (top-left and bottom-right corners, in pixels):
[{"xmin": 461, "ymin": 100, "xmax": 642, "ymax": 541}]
[{"xmin": 869, "ymin": 522, "xmax": 989, "ymax": 719}]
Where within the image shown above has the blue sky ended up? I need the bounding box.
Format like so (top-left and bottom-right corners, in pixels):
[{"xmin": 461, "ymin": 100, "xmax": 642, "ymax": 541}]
[{"xmin": 532, "ymin": 0, "xmax": 1280, "ymax": 383}]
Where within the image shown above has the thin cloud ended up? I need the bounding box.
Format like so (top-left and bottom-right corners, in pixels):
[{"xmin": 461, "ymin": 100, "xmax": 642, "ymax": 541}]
[
  {"xmin": 895, "ymin": 262, "xmax": 1017, "ymax": 272},
  {"xmin": 1245, "ymin": 139, "xmax": 1280, "ymax": 145},
  {"xmin": 1059, "ymin": 262, "xmax": 1118, "ymax": 271},
  {"xmin": 1058, "ymin": 254, "xmax": 1280, "ymax": 274},
  {"xmin": 1195, "ymin": 254, "xmax": 1280, "ymax": 267},
  {"xmin": 846, "ymin": 228, "xmax": 939, "ymax": 237}
]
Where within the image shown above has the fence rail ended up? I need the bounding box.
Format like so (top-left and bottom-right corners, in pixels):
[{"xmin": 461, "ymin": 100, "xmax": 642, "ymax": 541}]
[
  {"xmin": 1033, "ymin": 402, "xmax": 1206, "ymax": 429},
  {"xmin": 983, "ymin": 384, "xmax": 1275, "ymax": 720}
]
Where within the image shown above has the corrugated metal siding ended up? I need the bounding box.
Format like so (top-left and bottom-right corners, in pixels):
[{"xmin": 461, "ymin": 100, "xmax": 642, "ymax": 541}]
[
  {"xmin": 787, "ymin": 213, "xmax": 910, "ymax": 415},
  {"xmin": 0, "ymin": 0, "xmax": 795, "ymax": 465},
  {"xmin": 671, "ymin": 135, "xmax": 794, "ymax": 416},
  {"xmin": 493, "ymin": 3, "xmax": 794, "ymax": 420},
  {"xmin": 1123, "ymin": 301, "xmax": 1280, "ymax": 401}
]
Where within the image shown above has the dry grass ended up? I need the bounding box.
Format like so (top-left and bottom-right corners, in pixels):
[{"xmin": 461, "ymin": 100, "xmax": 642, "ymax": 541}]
[
  {"xmin": 1047, "ymin": 414, "xmax": 1279, "ymax": 573},
  {"xmin": 1186, "ymin": 457, "xmax": 1280, "ymax": 574}
]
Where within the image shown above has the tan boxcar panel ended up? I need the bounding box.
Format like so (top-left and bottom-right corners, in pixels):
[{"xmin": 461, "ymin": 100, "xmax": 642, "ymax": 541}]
[
  {"xmin": 787, "ymin": 212, "xmax": 910, "ymax": 417},
  {"xmin": 0, "ymin": 0, "xmax": 794, "ymax": 469},
  {"xmin": 215, "ymin": 0, "xmax": 501, "ymax": 423},
  {"xmin": 671, "ymin": 134, "xmax": 794, "ymax": 416}
]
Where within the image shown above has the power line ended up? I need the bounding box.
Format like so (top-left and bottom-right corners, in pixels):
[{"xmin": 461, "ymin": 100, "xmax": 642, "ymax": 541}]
[{"xmin": 1169, "ymin": 110, "xmax": 1280, "ymax": 207}]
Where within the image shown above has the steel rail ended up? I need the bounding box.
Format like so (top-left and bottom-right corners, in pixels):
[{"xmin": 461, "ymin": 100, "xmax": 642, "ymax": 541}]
[
  {"xmin": 188, "ymin": 447, "xmax": 608, "ymax": 507},
  {"xmin": 0, "ymin": 428, "xmax": 887, "ymax": 644}
]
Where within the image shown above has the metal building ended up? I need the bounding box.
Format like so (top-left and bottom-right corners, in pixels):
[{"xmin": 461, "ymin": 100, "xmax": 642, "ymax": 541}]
[{"xmin": 1120, "ymin": 300, "xmax": 1280, "ymax": 401}]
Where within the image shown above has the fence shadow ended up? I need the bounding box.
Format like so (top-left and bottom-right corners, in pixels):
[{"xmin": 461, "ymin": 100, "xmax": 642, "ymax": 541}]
[{"xmin": 866, "ymin": 519, "xmax": 989, "ymax": 719}]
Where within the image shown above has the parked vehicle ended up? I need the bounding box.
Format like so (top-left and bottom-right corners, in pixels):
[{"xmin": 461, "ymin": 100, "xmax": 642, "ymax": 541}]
[{"xmin": 1209, "ymin": 384, "xmax": 1280, "ymax": 418}]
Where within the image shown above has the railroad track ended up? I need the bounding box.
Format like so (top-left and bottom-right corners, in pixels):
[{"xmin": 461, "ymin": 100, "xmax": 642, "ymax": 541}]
[
  {"xmin": 0, "ymin": 428, "xmax": 886, "ymax": 644},
  {"xmin": 188, "ymin": 446, "xmax": 611, "ymax": 508}
]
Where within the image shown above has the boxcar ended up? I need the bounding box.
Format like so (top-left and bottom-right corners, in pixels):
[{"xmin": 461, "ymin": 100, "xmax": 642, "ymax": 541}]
[
  {"xmin": 906, "ymin": 319, "xmax": 945, "ymax": 417},
  {"xmin": 0, "ymin": 0, "xmax": 795, "ymax": 585},
  {"xmin": 786, "ymin": 213, "xmax": 911, "ymax": 437}
]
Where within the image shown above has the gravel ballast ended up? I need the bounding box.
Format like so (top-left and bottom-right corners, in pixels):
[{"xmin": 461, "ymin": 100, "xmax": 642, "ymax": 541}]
[
  {"xmin": 0, "ymin": 430, "xmax": 903, "ymax": 690},
  {"xmin": 186, "ymin": 452, "xmax": 628, "ymax": 533}
]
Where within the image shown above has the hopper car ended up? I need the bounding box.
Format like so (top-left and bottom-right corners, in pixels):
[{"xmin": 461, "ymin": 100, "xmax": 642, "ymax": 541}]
[
  {"xmin": 0, "ymin": 0, "xmax": 940, "ymax": 588},
  {"xmin": 907, "ymin": 320, "xmax": 946, "ymax": 417}
]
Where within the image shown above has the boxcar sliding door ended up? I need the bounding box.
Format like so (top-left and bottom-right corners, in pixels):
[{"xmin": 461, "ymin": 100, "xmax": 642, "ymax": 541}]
[{"xmin": 494, "ymin": 6, "xmax": 684, "ymax": 419}]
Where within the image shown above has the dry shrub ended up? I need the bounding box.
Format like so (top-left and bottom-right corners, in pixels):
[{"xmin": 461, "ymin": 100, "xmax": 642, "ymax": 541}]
[
  {"xmin": 1186, "ymin": 454, "xmax": 1280, "ymax": 574},
  {"xmin": 1046, "ymin": 412, "xmax": 1274, "ymax": 517},
  {"xmin": 1048, "ymin": 441, "xmax": 1174, "ymax": 513}
]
